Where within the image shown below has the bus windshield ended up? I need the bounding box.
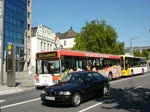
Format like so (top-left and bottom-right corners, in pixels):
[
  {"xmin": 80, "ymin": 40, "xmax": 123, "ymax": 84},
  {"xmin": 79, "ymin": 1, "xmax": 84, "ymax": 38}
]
[{"xmin": 36, "ymin": 60, "xmax": 60, "ymax": 74}]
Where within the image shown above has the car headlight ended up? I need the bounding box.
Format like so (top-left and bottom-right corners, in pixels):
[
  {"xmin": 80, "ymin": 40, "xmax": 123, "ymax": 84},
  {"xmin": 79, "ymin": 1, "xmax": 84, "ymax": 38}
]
[
  {"xmin": 58, "ymin": 91, "xmax": 71, "ymax": 95},
  {"xmin": 41, "ymin": 91, "xmax": 46, "ymax": 94}
]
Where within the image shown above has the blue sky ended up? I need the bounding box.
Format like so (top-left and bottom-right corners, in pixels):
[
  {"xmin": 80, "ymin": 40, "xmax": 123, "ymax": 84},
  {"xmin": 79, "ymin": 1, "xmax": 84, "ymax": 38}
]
[{"xmin": 32, "ymin": 0, "xmax": 150, "ymax": 48}]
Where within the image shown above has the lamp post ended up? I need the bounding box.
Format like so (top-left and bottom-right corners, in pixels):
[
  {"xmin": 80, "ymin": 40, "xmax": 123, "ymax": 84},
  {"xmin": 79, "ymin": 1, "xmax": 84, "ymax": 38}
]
[
  {"xmin": 0, "ymin": 0, "xmax": 4, "ymax": 85},
  {"xmin": 130, "ymin": 37, "xmax": 140, "ymax": 55}
]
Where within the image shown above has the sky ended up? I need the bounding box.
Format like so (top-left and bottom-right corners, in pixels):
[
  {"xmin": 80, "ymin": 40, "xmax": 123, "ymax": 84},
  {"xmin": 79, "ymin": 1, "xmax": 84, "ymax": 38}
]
[{"xmin": 32, "ymin": 0, "xmax": 150, "ymax": 48}]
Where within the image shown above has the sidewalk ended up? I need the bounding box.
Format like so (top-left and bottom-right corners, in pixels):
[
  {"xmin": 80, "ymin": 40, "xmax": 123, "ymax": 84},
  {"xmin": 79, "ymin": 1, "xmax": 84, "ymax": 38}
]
[{"xmin": 0, "ymin": 71, "xmax": 35, "ymax": 96}]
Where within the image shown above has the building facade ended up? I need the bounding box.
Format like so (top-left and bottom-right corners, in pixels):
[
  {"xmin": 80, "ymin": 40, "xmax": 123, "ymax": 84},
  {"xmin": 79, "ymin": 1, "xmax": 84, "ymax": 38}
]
[
  {"xmin": 56, "ymin": 27, "xmax": 76, "ymax": 49},
  {"xmin": 0, "ymin": 0, "xmax": 32, "ymax": 72},
  {"xmin": 31, "ymin": 25, "xmax": 57, "ymax": 69}
]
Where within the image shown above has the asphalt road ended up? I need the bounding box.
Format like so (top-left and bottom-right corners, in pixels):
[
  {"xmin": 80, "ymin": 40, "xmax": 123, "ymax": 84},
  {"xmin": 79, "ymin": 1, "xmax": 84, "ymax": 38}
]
[{"xmin": 1, "ymin": 73, "xmax": 150, "ymax": 112}]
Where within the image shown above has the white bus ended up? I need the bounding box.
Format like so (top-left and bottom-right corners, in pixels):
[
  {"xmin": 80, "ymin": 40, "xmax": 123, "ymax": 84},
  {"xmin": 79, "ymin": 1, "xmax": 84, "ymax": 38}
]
[{"xmin": 120, "ymin": 55, "xmax": 148, "ymax": 76}]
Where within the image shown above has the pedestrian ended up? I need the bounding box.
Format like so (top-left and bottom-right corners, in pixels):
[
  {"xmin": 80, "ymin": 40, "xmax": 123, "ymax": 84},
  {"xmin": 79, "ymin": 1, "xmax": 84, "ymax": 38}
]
[{"xmin": 28, "ymin": 64, "xmax": 32, "ymax": 76}]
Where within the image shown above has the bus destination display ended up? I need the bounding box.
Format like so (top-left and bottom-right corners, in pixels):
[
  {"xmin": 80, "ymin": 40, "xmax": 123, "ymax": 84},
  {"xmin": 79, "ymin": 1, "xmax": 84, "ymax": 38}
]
[{"xmin": 37, "ymin": 52, "xmax": 57, "ymax": 59}]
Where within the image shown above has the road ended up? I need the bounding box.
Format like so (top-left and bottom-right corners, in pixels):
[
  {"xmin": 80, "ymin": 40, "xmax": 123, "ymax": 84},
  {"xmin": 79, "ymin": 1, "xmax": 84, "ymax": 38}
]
[{"xmin": 1, "ymin": 73, "xmax": 150, "ymax": 112}]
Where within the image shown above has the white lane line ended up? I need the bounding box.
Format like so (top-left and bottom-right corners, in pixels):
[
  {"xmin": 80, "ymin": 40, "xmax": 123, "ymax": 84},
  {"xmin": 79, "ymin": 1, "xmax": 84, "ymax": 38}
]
[
  {"xmin": 0, "ymin": 100, "xmax": 5, "ymax": 103},
  {"xmin": 127, "ymin": 86, "xmax": 142, "ymax": 92},
  {"xmin": 78, "ymin": 101, "xmax": 105, "ymax": 112},
  {"xmin": 1, "ymin": 74, "xmax": 149, "ymax": 110},
  {"xmin": 1, "ymin": 98, "xmax": 40, "ymax": 109}
]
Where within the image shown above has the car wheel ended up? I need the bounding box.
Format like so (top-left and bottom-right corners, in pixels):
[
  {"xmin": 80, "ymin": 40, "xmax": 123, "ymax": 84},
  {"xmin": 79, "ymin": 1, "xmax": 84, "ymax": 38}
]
[
  {"xmin": 103, "ymin": 85, "xmax": 109, "ymax": 96},
  {"xmin": 71, "ymin": 92, "xmax": 81, "ymax": 107}
]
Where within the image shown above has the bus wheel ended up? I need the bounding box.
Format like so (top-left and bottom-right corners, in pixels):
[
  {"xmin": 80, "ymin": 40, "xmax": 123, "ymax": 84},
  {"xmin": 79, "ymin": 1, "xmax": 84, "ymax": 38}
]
[
  {"xmin": 108, "ymin": 73, "xmax": 112, "ymax": 81},
  {"xmin": 131, "ymin": 70, "xmax": 134, "ymax": 75}
]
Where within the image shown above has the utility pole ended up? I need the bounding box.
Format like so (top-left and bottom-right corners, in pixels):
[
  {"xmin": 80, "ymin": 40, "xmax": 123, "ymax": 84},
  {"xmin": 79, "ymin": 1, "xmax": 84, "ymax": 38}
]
[
  {"xmin": 0, "ymin": 0, "xmax": 4, "ymax": 85},
  {"xmin": 130, "ymin": 37, "xmax": 140, "ymax": 55}
]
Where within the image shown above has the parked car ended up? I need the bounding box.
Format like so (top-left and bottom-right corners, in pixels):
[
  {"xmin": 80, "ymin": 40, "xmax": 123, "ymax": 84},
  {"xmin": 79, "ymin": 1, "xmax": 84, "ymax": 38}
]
[{"xmin": 40, "ymin": 71, "xmax": 110, "ymax": 107}]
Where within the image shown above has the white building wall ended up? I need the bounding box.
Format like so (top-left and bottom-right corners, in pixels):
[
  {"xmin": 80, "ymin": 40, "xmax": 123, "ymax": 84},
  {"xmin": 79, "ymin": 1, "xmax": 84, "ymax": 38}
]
[
  {"xmin": 31, "ymin": 37, "xmax": 37, "ymax": 68},
  {"xmin": 31, "ymin": 25, "xmax": 57, "ymax": 68},
  {"xmin": 60, "ymin": 38, "xmax": 75, "ymax": 49}
]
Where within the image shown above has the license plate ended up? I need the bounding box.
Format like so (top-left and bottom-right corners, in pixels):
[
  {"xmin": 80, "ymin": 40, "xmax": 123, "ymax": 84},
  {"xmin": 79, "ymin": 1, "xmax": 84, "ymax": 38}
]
[
  {"xmin": 44, "ymin": 83, "xmax": 48, "ymax": 86},
  {"xmin": 45, "ymin": 96, "xmax": 55, "ymax": 100}
]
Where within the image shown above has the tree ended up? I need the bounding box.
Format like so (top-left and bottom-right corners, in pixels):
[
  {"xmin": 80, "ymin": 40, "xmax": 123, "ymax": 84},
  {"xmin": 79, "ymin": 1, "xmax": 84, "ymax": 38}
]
[
  {"xmin": 133, "ymin": 50, "xmax": 143, "ymax": 57},
  {"xmin": 72, "ymin": 20, "xmax": 125, "ymax": 55},
  {"xmin": 133, "ymin": 49, "xmax": 149, "ymax": 59}
]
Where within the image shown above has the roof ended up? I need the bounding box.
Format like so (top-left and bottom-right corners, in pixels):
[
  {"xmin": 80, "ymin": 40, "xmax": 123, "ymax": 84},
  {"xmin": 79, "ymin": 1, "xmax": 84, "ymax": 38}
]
[
  {"xmin": 36, "ymin": 49, "xmax": 121, "ymax": 59},
  {"xmin": 56, "ymin": 27, "xmax": 77, "ymax": 39}
]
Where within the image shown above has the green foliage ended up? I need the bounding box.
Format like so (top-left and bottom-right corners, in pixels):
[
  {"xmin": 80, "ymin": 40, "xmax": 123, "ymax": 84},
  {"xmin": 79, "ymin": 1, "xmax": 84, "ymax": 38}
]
[
  {"xmin": 134, "ymin": 49, "xmax": 149, "ymax": 59},
  {"xmin": 133, "ymin": 50, "xmax": 143, "ymax": 57},
  {"xmin": 72, "ymin": 20, "xmax": 125, "ymax": 55}
]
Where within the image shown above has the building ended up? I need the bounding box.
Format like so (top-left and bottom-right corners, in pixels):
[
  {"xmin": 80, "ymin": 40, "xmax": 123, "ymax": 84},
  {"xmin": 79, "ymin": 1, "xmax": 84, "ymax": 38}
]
[
  {"xmin": 31, "ymin": 25, "xmax": 56, "ymax": 68},
  {"xmin": 125, "ymin": 46, "xmax": 150, "ymax": 54},
  {"xmin": 56, "ymin": 27, "xmax": 76, "ymax": 49},
  {"xmin": 0, "ymin": 0, "xmax": 32, "ymax": 71}
]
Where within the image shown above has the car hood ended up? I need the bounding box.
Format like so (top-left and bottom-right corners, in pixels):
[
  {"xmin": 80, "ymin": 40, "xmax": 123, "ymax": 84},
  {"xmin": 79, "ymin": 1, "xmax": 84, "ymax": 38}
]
[{"xmin": 46, "ymin": 82, "xmax": 82, "ymax": 91}]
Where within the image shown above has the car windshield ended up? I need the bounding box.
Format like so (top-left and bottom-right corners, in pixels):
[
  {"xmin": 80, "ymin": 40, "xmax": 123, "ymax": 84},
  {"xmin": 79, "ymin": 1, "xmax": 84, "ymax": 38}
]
[{"xmin": 60, "ymin": 73, "xmax": 83, "ymax": 83}]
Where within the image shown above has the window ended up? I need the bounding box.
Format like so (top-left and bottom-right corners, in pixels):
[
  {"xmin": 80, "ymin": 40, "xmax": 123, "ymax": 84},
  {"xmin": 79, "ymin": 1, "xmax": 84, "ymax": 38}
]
[
  {"xmin": 64, "ymin": 41, "xmax": 66, "ymax": 46},
  {"xmin": 28, "ymin": 0, "xmax": 30, "ymax": 6},
  {"xmin": 28, "ymin": 12, "xmax": 30, "ymax": 18},
  {"xmin": 47, "ymin": 43, "xmax": 49, "ymax": 50},
  {"xmin": 93, "ymin": 72, "xmax": 103, "ymax": 80},
  {"xmin": 55, "ymin": 44, "xmax": 57, "ymax": 48},
  {"xmin": 44, "ymin": 42, "xmax": 46, "ymax": 50},
  {"xmin": 86, "ymin": 73, "xmax": 93, "ymax": 81},
  {"xmin": 28, "ymin": 24, "xmax": 30, "ymax": 30},
  {"xmin": 50, "ymin": 44, "xmax": 52, "ymax": 50},
  {"xmin": 41, "ymin": 42, "xmax": 43, "ymax": 51}
]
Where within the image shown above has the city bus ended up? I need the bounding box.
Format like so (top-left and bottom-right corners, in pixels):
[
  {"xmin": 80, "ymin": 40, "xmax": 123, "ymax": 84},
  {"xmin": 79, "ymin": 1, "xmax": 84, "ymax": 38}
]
[
  {"xmin": 34, "ymin": 50, "xmax": 122, "ymax": 88},
  {"xmin": 120, "ymin": 55, "xmax": 148, "ymax": 76}
]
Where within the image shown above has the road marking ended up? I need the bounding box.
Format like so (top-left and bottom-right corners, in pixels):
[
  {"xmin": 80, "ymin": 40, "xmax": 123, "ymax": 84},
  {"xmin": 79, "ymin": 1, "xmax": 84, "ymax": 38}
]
[
  {"xmin": 1, "ymin": 73, "xmax": 149, "ymax": 110},
  {"xmin": 127, "ymin": 86, "xmax": 142, "ymax": 92},
  {"xmin": 78, "ymin": 101, "xmax": 105, "ymax": 112},
  {"xmin": 110, "ymin": 73, "xmax": 149, "ymax": 84},
  {"xmin": 0, "ymin": 100, "xmax": 5, "ymax": 103},
  {"xmin": 1, "ymin": 98, "xmax": 40, "ymax": 109},
  {"xmin": 78, "ymin": 74, "xmax": 149, "ymax": 112}
]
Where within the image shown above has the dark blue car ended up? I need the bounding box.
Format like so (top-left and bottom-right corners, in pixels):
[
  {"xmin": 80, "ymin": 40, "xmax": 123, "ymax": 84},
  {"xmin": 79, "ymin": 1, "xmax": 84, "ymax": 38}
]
[{"xmin": 40, "ymin": 71, "xmax": 110, "ymax": 107}]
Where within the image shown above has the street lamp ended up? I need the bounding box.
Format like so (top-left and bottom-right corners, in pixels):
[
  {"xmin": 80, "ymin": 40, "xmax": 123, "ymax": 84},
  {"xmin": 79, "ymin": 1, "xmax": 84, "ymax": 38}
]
[
  {"xmin": 0, "ymin": 0, "xmax": 4, "ymax": 85},
  {"xmin": 130, "ymin": 37, "xmax": 140, "ymax": 55}
]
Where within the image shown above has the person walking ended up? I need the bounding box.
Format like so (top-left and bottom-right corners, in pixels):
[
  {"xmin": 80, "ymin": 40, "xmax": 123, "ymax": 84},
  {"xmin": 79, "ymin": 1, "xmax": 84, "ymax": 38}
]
[{"xmin": 28, "ymin": 64, "xmax": 32, "ymax": 76}]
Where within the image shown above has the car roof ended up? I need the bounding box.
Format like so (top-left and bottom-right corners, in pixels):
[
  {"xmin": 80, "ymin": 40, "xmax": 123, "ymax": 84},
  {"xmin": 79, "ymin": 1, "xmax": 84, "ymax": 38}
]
[{"xmin": 70, "ymin": 71, "xmax": 96, "ymax": 74}]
